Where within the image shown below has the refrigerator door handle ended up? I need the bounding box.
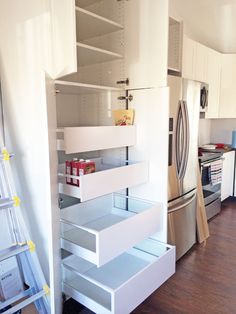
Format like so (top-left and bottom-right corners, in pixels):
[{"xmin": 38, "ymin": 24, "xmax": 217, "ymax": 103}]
[
  {"xmin": 168, "ymin": 193, "xmax": 196, "ymax": 213},
  {"xmin": 175, "ymin": 101, "xmax": 184, "ymax": 177},
  {"xmin": 181, "ymin": 100, "xmax": 190, "ymax": 179},
  {"xmin": 177, "ymin": 101, "xmax": 188, "ymax": 180}
]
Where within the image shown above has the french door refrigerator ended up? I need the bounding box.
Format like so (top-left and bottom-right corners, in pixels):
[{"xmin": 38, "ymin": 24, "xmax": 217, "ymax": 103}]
[{"xmin": 168, "ymin": 75, "xmax": 201, "ymax": 260}]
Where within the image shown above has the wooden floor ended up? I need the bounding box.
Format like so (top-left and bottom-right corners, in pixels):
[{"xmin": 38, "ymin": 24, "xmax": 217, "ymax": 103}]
[{"xmin": 133, "ymin": 197, "xmax": 236, "ymax": 314}]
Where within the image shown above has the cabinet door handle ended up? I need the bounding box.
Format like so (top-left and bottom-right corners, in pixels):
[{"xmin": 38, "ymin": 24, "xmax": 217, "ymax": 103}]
[
  {"xmin": 116, "ymin": 78, "xmax": 129, "ymax": 86},
  {"xmin": 117, "ymin": 94, "xmax": 133, "ymax": 102}
]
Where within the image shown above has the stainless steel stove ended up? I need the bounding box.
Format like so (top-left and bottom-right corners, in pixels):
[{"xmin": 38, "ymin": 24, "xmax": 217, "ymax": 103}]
[{"xmin": 199, "ymin": 152, "xmax": 223, "ymax": 220}]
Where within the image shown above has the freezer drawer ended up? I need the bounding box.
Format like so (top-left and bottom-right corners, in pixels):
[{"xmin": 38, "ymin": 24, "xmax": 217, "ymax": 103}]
[
  {"xmin": 62, "ymin": 238, "xmax": 175, "ymax": 314},
  {"xmin": 57, "ymin": 126, "xmax": 136, "ymax": 154},
  {"xmin": 60, "ymin": 194, "xmax": 163, "ymax": 266},
  {"xmin": 58, "ymin": 158, "xmax": 148, "ymax": 202},
  {"xmin": 168, "ymin": 192, "xmax": 196, "ymax": 260}
]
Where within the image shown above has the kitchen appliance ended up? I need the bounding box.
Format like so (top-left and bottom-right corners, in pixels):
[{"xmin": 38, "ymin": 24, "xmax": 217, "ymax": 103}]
[
  {"xmin": 168, "ymin": 75, "xmax": 201, "ymax": 260},
  {"xmin": 200, "ymin": 83, "xmax": 209, "ymax": 112},
  {"xmin": 199, "ymin": 152, "xmax": 223, "ymax": 220}
]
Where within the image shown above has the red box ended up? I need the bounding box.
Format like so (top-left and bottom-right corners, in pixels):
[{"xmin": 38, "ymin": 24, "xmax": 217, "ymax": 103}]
[
  {"xmin": 71, "ymin": 159, "xmax": 84, "ymax": 186},
  {"xmin": 79, "ymin": 160, "xmax": 96, "ymax": 176},
  {"xmin": 65, "ymin": 160, "xmax": 72, "ymax": 185}
]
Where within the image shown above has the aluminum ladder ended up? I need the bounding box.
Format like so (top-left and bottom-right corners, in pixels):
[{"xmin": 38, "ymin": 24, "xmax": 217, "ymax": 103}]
[
  {"xmin": 0, "ymin": 89, "xmax": 50, "ymax": 313},
  {"xmin": 0, "ymin": 148, "xmax": 50, "ymax": 314}
]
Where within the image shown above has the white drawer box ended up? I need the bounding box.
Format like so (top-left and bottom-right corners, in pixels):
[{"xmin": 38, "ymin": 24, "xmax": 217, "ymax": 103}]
[
  {"xmin": 58, "ymin": 158, "xmax": 148, "ymax": 202},
  {"xmin": 62, "ymin": 238, "xmax": 175, "ymax": 314},
  {"xmin": 60, "ymin": 194, "xmax": 163, "ymax": 266},
  {"xmin": 57, "ymin": 126, "xmax": 136, "ymax": 154}
]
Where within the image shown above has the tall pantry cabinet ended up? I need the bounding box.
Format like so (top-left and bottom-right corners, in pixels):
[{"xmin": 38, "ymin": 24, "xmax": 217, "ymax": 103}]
[{"xmin": 48, "ymin": 0, "xmax": 175, "ymax": 313}]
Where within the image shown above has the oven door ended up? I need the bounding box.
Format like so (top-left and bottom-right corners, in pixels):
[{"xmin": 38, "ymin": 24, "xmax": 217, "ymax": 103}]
[{"xmin": 201, "ymin": 162, "xmax": 221, "ymax": 206}]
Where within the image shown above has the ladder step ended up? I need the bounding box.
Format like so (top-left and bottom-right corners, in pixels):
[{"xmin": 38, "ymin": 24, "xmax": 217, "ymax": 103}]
[
  {"xmin": 0, "ymin": 244, "xmax": 29, "ymax": 262},
  {"xmin": 0, "ymin": 288, "xmax": 33, "ymax": 310},
  {"xmin": 2, "ymin": 289, "xmax": 46, "ymax": 314},
  {"xmin": 0, "ymin": 198, "xmax": 14, "ymax": 210}
]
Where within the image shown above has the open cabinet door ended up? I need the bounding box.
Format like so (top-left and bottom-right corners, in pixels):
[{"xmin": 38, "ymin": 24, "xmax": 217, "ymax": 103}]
[
  {"xmin": 128, "ymin": 87, "xmax": 169, "ymax": 243},
  {"xmin": 124, "ymin": 0, "xmax": 169, "ymax": 89}
]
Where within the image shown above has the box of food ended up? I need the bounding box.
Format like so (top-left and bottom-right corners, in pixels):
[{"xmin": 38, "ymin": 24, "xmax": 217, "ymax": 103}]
[
  {"xmin": 79, "ymin": 160, "xmax": 96, "ymax": 176},
  {"xmin": 65, "ymin": 160, "xmax": 72, "ymax": 185},
  {"xmin": 71, "ymin": 159, "xmax": 84, "ymax": 186},
  {"xmin": 112, "ymin": 109, "xmax": 134, "ymax": 126}
]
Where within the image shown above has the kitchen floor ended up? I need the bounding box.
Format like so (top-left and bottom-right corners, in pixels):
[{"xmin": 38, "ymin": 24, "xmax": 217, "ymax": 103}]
[
  {"xmin": 133, "ymin": 197, "xmax": 236, "ymax": 314},
  {"xmin": 22, "ymin": 198, "xmax": 236, "ymax": 314}
]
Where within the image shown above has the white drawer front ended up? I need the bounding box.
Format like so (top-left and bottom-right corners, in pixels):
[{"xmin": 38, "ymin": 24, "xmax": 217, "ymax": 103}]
[
  {"xmin": 62, "ymin": 126, "xmax": 136, "ymax": 154},
  {"xmin": 62, "ymin": 238, "xmax": 176, "ymax": 314},
  {"xmin": 61, "ymin": 194, "xmax": 163, "ymax": 266}
]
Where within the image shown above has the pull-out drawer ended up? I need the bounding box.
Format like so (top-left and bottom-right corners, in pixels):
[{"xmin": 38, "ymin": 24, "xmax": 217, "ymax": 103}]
[
  {"xmin": 62, "ymin": 238, "xmax": 175, "ymax": 314},
  {"xmin": 61, "ymin": 194, "xmax": 163, "ymax": 266},
  {"xmin": 58, "ymin": 158, "xmax": 148, "ymax": 202},
  {"xmin": 57, "ymin": 126, "xmax": 136, "ymax": 154}
]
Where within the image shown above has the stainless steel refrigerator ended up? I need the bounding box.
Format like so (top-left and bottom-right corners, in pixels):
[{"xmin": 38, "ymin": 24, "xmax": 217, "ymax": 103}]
[{"xmin": 167, "ymin": 75, "xmax": 201, "ymax": 260}]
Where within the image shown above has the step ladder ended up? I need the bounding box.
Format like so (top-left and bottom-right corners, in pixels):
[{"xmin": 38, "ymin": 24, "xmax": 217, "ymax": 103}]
[{"xmin": 0, "ymin": 95, "xmax": 50, "ymax": 313}]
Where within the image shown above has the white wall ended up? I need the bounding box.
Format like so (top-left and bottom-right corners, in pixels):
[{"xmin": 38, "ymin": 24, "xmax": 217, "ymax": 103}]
[
  {"xmin": 198, "ymin": 118, "xmax": 212, "ymax": 146},
  {"xmin": 198, "ymin": 118, "xmax": 236, "ymax": 146},
  {"xmin": 210, "ymin": 119, "xmax": 236, "ymax": 144},
  {"xmin": 0, "ymin": 1, "xmax": 64, "ymax": 313}
]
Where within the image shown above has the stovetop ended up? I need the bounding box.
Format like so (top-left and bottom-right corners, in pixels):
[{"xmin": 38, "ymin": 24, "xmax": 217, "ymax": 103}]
[{"xmin": 198, "ymin": 151, "xmax": 223, "ymax": 163}]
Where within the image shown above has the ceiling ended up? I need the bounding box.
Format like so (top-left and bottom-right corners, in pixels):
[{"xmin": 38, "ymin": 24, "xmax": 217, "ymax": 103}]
[{"xmin": 169, "ymin": 0, "xmax": 236, "ymax": 53}]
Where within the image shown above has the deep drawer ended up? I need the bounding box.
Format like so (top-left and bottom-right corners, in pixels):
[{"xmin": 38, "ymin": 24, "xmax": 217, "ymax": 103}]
[{"xmin": 62, "ymin": 238, "xmax": 175, "ymax": 314}]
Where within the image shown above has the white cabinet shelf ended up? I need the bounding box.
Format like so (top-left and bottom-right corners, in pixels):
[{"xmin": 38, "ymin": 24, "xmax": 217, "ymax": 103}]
[
  {"xmin": 62, "ymin": 238, "xmax": 175, "ymax": 314},
  {"xmin": 77, "ymin": 42, "xmax": 122, "ymax": 67},
  {"xmin": 57, "ymin": 126, "xmax": 136, "ymax": 154},
  {"xmin": 58, "ymin": 159, "xmax": 148, "ymax": 202},
  {"xmin": 55, "ymin": 80, "xmax": 122, "ymax": 95},
  {"xmin": 60, "ymin": 194, "xmax": 163, "ymax": 266},
  {"xmin": 76, "ymin": 7, "xmax": 123, "ymax": 41}
]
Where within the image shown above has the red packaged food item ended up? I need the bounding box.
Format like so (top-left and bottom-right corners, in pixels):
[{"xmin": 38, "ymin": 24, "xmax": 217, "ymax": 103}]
[
  {"xmin": 65, "ymin": 160, "xmax": 72, "ymax": 184},
  {"xmin": 71, "ymin": 158, "xmax": 84, "ymax": 186},
  {"xmin": 79, "ymin": 160, "xmax": 96, "ymax": 176}
]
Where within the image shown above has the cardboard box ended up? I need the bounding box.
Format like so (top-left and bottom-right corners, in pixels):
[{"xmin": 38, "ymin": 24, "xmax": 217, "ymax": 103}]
[{"xmin": 0, "ymin": 256, "xmax": 24, "ymax": 301}]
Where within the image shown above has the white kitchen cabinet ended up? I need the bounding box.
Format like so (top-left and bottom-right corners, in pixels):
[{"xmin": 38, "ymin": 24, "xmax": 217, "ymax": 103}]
[
  {"xmin": 205, "ymin": 49, "xmax": 221, "ymax": 119},
  {"xmin": 221, "ymin": 151, "xmax": 235, "ymax": 201},
  {"xmin": 182, "ymin": 35, "xmax": 195, "ymax": 80},
  {"xmin": 194, "ymin": 42, "xmax": 208, "ymax": 83},
  {"xmin": 53, "ymin": 1, "xmax": 173, "ymax": 313},
  {"xmin": 124, "ymin": 0, "xmax": 169, "ymax": 88},
  {"xmin": 182, "ymin": 35, "xmax": 208, "ymax": 83},
  {"xmin": 62, "ymin": 0, "xmax": 169, "ymax": 90},
  {"xmin": 219, "ymin": 54, "xmax": 236, "ymax": 118}
]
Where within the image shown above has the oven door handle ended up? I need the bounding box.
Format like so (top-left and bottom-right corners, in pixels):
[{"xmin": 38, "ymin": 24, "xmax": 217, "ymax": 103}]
[
  {"xmin": 201, "ymin": 157, "xmax": 224, "ymax": 168},
  {"xmin": 168, "ymin": 193, "xmax": 196, "ymax": 213}
]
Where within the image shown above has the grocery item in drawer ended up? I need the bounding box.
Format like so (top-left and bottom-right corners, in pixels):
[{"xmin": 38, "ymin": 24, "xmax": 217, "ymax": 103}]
[
  {"xmin": 113, "ymin": 109, "xmax": 134, "ymax": 126},
  {"xmin": 79, "ymin": 160, "xmax": 96, "ymax": 176},
  {"xmin": 65, "ymin": 160, "xmax": 72, "ymax": 184},
  {"xmin": 71, "ymin": 159, "xmax": 84, "ymax": 186}
]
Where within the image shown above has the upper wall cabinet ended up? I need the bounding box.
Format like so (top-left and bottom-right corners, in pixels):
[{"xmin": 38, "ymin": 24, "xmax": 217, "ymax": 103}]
[
  {"xmin": 194, "ymin": 42, "xmax": 208, "ymax": 83},
  {"xmin": 182, "ymin": 35, "xmax": 208, "ymax": 83},
  {"xmin": 182, "ymin": 35, "xmax": 195, "ymax": 80},
  {"xmin": 205, "ymin": 48, "xmax": 221, "ymax": 119},
  {"xmin": 219, "ymin": 54, "xmax": 236, "ymax": 118},
  {"xmin": 59, "ymin": 0, "xmax": 169, "ymax": 91}
]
